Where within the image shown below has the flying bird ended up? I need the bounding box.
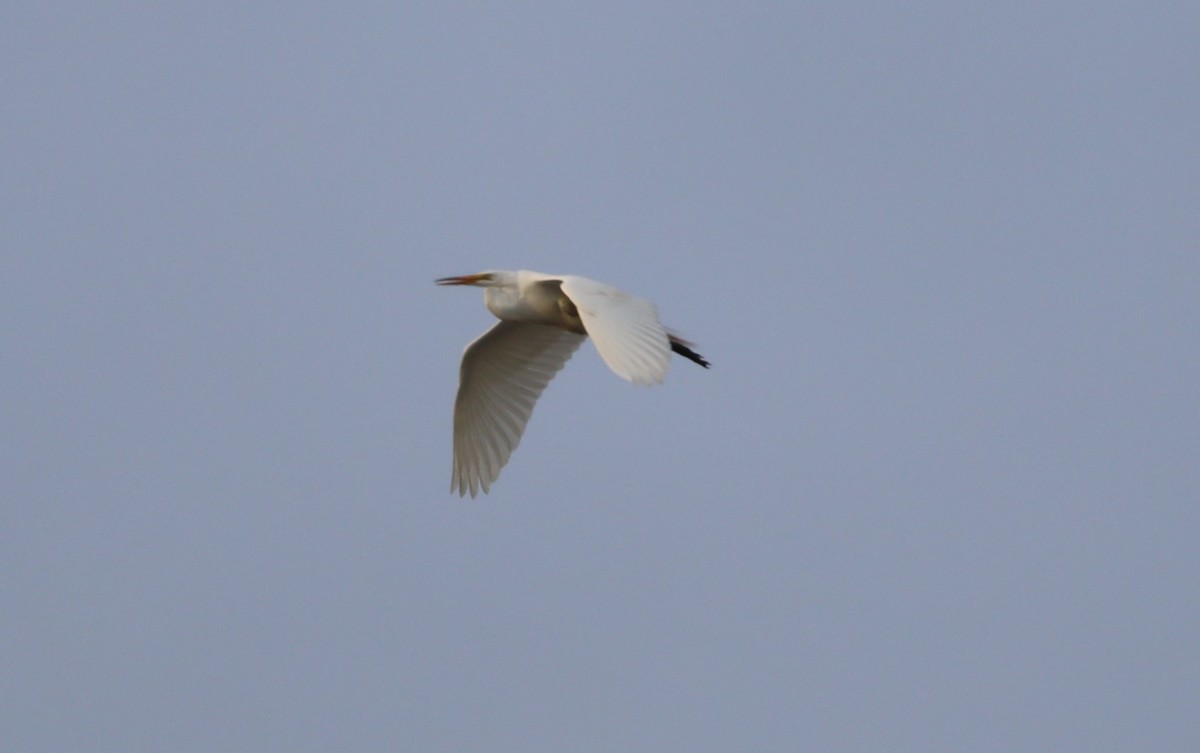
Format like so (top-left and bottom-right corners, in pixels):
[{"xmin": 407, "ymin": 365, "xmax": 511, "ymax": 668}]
[{"xmin": 437, "ymin": 270, "xmax": 709, "ymax": 497}]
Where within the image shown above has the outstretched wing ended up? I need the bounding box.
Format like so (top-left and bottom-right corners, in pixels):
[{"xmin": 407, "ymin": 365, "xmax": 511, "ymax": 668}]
[
  {"xmin": 452, "ymin": 321, "xmax": 585, "ymax": 497},
  {"xmin": 559, "ymin": 275, "xmax": 671, "ymax": 385}
]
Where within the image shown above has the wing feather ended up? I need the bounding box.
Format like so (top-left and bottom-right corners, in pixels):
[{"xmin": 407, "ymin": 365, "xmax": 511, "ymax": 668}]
[
  {"xmin": 559, "ymin": 276, "xmax": 671, "ymax": 385},
  {"xmin": 451, "ymin": 321, "xmax": 585, "ymax": 497}
]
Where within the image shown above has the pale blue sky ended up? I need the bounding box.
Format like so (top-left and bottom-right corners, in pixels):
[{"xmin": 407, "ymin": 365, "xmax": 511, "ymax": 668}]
[{"xmin": 4, "ymin": 3, "xmax": 1197, "ymax": 751}]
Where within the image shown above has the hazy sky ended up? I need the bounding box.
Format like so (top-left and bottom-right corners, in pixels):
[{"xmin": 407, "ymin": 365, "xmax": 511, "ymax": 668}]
[{"xmin": 4, "ymin": 3, "xmax": 1197, "ymax": 751}]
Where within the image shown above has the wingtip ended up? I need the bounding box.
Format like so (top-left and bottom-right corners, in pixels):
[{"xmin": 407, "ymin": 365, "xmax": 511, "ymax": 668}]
[{"xmin": 610, "ymin": 361, "xmax": 668, "ymax": 386}]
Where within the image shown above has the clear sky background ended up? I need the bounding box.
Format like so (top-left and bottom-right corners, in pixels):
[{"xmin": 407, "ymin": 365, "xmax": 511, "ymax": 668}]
[{"xmin": 4, "ymin": 3, "xmax": 1197, "ymax": 751}]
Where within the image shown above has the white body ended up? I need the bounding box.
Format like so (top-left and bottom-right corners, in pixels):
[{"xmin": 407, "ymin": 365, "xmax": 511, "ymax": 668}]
[{"xmin": 437, "ymin": 270, "xmax": 698, "ymax": 497}]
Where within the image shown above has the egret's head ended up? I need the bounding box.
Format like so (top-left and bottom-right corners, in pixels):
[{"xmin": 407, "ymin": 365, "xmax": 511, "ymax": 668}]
[{"xmin": 435, "ymin": 271, "xmax": 514, "ymax": 288}]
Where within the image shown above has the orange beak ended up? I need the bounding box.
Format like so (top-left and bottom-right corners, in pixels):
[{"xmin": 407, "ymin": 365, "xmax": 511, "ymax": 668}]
[{"xmin": 435, "ymin": 274, "xmax": 488, "ymax": 286}]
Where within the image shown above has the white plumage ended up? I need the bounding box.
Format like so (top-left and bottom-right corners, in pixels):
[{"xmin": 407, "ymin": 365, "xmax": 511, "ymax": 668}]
[{"xmin": 437, "ymin": 270, "xmax": 709, "ymax": 497}]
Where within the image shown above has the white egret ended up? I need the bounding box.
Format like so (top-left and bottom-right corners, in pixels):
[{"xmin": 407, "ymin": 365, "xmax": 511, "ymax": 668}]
[{"xmin": 437, "ymin": 270, "xmax": 709, "ymax": 497}]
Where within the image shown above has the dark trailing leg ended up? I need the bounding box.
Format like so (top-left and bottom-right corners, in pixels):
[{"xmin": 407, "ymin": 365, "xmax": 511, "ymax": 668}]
[{"xmin": 668, "ymin": 334, "xmax": 710, "ymax": 369}]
